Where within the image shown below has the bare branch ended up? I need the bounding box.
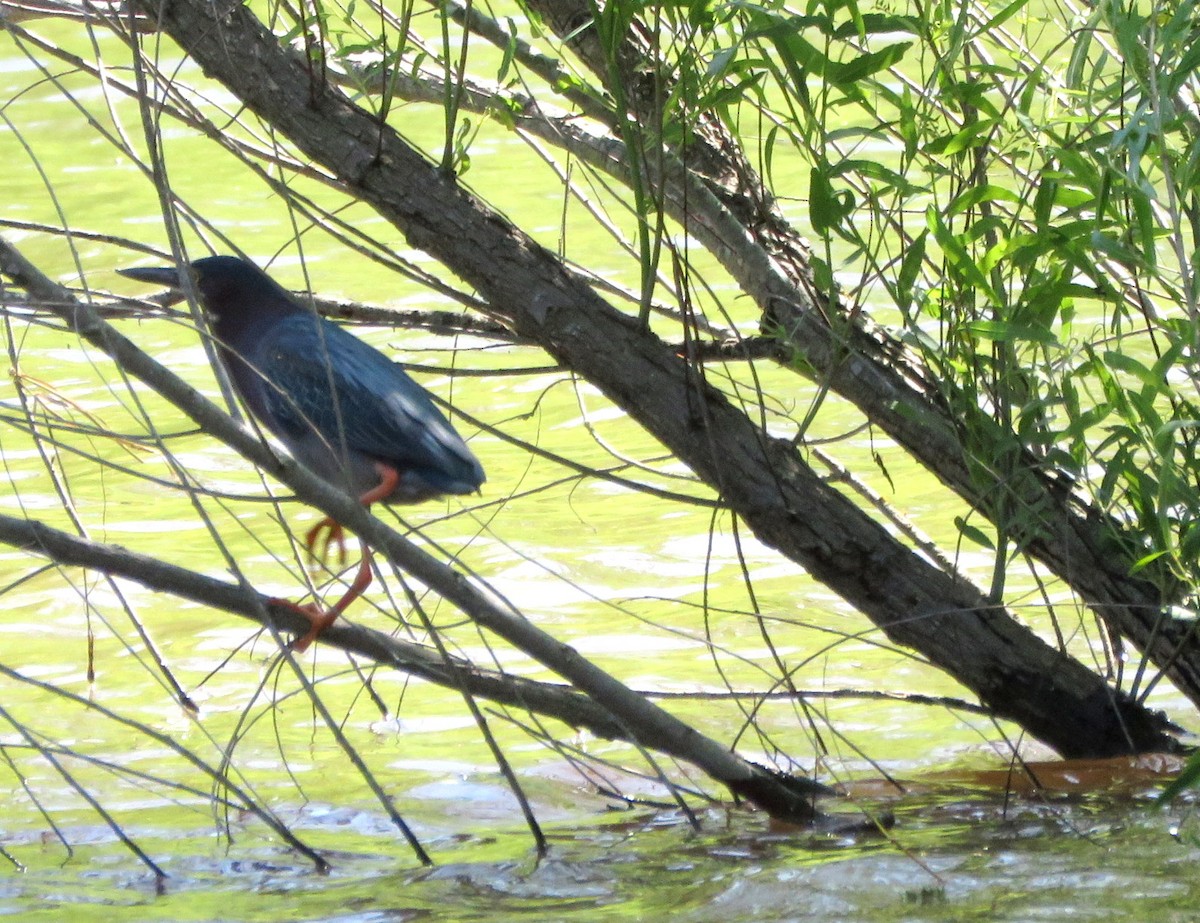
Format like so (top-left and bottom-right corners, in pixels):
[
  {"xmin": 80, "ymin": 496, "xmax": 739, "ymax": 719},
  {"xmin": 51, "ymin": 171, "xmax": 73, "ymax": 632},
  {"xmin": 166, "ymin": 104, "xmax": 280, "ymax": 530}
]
[
  {"xmin": 126, "ymin": 0, "xmax": 1181, "ymax": 757},
  {"xmin": 1, "ymin": 234, "xmax": 832, "ymax": 824}
]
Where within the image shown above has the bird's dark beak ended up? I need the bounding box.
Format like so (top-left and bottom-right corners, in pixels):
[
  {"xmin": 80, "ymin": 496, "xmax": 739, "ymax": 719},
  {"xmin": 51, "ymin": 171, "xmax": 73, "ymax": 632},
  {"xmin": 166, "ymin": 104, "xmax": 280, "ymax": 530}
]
[
  {"xmin": 117, "ymin": 265, "xmax": 191, "ymax": 307},
  {"xmin": 117, "ymin": 265, "xmax": 187, "ymax": 287}
]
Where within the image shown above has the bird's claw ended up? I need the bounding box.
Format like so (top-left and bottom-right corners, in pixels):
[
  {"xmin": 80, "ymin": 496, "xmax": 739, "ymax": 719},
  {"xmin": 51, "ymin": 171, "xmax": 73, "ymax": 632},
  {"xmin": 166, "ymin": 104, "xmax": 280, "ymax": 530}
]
[
  {"xmin": 304, "ymin": 517, "xmax": 349, "ymax": 568},
  {"xmin": 269, "ymin": 597, "xmax": 339, "ymax": 652}
]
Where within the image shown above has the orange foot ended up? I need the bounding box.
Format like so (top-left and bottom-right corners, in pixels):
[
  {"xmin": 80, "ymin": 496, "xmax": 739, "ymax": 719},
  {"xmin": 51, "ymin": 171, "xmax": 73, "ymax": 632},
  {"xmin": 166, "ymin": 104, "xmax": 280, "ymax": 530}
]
[
  {"xmin": 304, "ymin": 518, "xmax": 349, "ymax": 568},
  {"xmin": 270, "ymin": 598, "xmax": 339, "ymax": 653},
  {"xmin": 301, "ymin": 462, "xmax": 400, "ymax": 568},
  {"xmin": 269, "ymin": 546, "xmax": 376, "ymax": 651}
]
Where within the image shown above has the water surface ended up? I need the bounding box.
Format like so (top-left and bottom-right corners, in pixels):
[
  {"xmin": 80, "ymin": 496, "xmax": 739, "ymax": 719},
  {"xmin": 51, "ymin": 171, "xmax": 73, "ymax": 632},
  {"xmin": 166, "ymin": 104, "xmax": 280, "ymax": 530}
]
[{"xmin": 0, "ymin": 15, "xmax": 1195, "ymax": 922}]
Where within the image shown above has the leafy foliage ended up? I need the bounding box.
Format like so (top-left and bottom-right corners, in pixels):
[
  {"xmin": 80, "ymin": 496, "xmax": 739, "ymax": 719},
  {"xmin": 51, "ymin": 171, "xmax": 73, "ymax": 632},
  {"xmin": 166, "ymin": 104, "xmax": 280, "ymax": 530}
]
[
  {"xmin": 3, "ymin": 0, "xmax": 1200, "ymax": 872},
  {"xmin": 686, "ymin": 0, "xmax": 1200, "ymax": 597}
]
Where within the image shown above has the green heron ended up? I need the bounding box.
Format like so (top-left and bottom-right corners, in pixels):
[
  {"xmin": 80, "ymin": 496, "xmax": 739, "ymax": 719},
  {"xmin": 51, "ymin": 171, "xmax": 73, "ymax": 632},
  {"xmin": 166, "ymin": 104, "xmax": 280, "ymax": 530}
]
[{"xmin": 120, "ymin": 255, "xmax": 484, "ymax": 649}]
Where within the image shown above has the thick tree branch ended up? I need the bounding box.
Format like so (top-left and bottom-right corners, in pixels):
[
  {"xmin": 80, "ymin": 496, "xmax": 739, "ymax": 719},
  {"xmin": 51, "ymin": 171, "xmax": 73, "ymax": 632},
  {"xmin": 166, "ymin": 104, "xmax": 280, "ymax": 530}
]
[
  {"xmin": 515, "ymin": 0, "xmax": 1200, "ymax": 708},
  {"xmin": 128, "ymin": 0, "xmax": 1183, "ymax": 756}
]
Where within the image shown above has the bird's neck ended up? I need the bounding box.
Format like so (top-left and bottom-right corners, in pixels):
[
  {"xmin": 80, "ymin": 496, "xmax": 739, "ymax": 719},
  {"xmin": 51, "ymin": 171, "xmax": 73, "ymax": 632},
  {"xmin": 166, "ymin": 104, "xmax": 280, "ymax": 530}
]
[{"xmin": 210, "ymin": 299, "xmax": 299, "ymax": 344}]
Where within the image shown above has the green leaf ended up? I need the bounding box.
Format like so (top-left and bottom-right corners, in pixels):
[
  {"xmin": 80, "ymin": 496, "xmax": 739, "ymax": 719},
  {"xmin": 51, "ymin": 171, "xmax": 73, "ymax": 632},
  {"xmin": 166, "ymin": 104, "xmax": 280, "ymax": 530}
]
[
  {"xmin": 955, "ymin": 516, "xmax": 995, "ymax": 549},
  {"xmin": 1103, "ymin": 351, "xmax": 1154, "ymax": 383},
  {"xmin": 927, "ymin": 119, "xmax": 997, "ymax": 156},
  {"xmin": 1090, "ymin": 232, "xmax": 1146, "ymax": 271},
  {"xmin": 706, "ymin": 46, "xmax": 739, "ymax": 79},
  {"xmin": 810, "ymin": 254, "xmax": 835, "ymax": 294},
  {"xmin": 1131, "ymin": 549, "xmax": 1171, "ymax": 574},
  {"xmin": 1153, "ymin": 419, "xmax": 1200, "ymax": 457},
  {"xmin": 946, "ymin": 183, "xmax": 1021, "ymax": 216},
  {"xmin": 827, "ymin": 43, "xmax": 912, "ymax": 86},
  {"xmin": 897, "ymin": 84, "xmax": 918, "ymax": 158},
  {"xmin": 926, "ymin": 207, "xmax": 998, "ymax": 301},
  {"xmin": 980, "ymin": 0, "xmax": 1031, "ymax": 35},
  {"xmin": 964, "ymin": 319, "xmax": 1059, "ymax": 346},
  {"xmin": 897, "ymin": 231, "xmax": 928, "ymax": 311},
  {"xmin": 810, "ymin": 166, "xmax": 854, "ymax": 234},
  {"xmin": 830, "ymin": 13, "xmax": 920, "ymax": 37},
  {"xmin": 833, "ymin": 158, "xmax": 926, "ymax": 196}
]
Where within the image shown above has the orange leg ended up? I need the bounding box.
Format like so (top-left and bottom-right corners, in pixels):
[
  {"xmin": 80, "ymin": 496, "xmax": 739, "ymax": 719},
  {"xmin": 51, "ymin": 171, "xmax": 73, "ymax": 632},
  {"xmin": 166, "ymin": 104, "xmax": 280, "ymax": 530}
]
[
  {"xmin": 279, "ymin": 463, "xmax": 400, "ymax": 650},
  {"xmin": 273, "ymin": 543, "xmax": 375, "ymax": 651},
  {"xmin": 303, "ymin": 464, "xmax": 400, "ymax": 566}
]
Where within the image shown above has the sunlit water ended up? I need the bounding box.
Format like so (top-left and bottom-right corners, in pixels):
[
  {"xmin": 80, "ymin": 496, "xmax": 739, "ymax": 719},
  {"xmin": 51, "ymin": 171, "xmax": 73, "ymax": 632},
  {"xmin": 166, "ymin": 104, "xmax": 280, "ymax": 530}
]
[{"xmin": 1, "ymin": 16, "xmax": 1198, "ymax": 923}]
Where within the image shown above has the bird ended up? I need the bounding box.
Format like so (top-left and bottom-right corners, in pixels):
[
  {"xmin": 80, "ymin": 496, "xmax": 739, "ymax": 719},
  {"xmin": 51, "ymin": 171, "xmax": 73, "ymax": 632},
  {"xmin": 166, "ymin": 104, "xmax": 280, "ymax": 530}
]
[{"xmin": 119, "ymin": 255, "xmax": 485, "ymax": 650}]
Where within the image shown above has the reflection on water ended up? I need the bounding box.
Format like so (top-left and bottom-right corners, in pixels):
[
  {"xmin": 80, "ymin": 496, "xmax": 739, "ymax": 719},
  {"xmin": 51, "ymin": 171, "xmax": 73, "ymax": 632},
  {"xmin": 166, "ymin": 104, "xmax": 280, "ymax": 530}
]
[{"xmin": 1, "ymin": 795, "xmax": 1197, "ymax": 921}]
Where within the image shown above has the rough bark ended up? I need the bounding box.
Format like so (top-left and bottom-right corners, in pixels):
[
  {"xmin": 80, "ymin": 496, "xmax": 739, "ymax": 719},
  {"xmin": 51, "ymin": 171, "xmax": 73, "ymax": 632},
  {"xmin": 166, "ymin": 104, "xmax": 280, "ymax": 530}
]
[
  {"xmin": 117, "ymin": 0, "xmax": 1186, "ymax": 757},
  {"xmin": 516, "ymin": 0, "xmax": 1200, "ymax": 709}
]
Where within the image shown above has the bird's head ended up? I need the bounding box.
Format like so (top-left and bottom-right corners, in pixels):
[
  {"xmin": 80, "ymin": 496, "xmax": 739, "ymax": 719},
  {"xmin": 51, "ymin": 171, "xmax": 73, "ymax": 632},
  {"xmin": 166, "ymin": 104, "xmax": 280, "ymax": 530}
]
[{"xmin": 118, "ymin": 255, "xmax": 296, "ymax": 322}]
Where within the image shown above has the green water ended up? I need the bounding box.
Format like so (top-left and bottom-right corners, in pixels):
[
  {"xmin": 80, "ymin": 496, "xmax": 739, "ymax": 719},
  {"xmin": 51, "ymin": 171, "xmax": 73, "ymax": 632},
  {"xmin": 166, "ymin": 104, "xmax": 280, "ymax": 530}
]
[{"xmin": 1, "ymin": 15, "xmax": 1198, "ymax": 922}]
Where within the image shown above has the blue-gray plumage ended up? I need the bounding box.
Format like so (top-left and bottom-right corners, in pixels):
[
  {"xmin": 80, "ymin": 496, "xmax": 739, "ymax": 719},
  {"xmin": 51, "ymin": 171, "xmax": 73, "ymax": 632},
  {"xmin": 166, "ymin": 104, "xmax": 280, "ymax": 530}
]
[
  {"xmin": 120, "ymin": 255, "xmax": 484, "ymax": 648},
  {"xmin": 119, "ymin": 255, "xmax": 484, "ymax": 502}
]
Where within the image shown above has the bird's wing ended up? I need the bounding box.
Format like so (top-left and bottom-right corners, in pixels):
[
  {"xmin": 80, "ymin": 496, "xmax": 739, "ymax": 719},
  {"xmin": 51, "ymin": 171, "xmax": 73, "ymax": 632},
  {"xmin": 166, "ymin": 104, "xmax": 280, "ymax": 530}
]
[{"xmin": 252, "ymin": 314, "xmax": 481, "ymax": 485}]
